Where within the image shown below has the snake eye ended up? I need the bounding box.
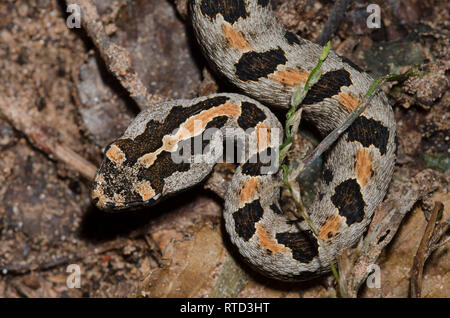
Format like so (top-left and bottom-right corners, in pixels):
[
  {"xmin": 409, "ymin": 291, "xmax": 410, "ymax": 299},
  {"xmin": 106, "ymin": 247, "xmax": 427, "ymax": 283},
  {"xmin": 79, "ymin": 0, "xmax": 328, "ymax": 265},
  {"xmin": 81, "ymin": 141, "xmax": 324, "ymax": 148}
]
[
  {"xmin": 144, "ymin": 193, "xmax": 162, "ymax": 206},
  {"xmin": 103, "ymin": 142, "xmax": 113, "ymax": 155}
]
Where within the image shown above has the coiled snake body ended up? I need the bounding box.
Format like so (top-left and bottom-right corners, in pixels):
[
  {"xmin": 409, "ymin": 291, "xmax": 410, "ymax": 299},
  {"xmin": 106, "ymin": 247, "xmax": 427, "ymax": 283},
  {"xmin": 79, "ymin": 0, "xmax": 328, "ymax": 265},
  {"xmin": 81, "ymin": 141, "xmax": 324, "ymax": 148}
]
[{"xmin": 92, "ymin": 0, "xmax": 396, "ymax": 281}]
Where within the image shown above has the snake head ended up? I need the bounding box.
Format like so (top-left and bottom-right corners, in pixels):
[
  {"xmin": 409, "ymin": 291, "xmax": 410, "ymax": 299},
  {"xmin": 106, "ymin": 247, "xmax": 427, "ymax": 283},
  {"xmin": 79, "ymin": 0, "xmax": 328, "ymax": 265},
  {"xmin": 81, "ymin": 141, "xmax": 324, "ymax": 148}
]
[{"xmin": 91, "ymin": 140, "xmax": 162, "ymax": 211}]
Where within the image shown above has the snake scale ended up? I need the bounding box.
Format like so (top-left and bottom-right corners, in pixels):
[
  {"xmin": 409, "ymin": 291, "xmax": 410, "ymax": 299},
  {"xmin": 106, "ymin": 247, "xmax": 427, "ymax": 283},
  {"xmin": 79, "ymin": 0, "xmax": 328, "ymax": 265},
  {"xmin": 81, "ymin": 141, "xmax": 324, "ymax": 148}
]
[{"xmin": 91, "ymin": 0, "xmax": 396, "ymax": 281}]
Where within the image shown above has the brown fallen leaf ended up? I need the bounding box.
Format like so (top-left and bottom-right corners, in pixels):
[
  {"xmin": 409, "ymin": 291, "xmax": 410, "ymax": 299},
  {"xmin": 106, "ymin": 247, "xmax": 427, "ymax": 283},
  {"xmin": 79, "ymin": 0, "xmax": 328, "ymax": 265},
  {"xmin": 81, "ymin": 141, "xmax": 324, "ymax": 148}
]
[{"xmin": 137, "ymin": 224, "xmax": 227, "ymax": 297}]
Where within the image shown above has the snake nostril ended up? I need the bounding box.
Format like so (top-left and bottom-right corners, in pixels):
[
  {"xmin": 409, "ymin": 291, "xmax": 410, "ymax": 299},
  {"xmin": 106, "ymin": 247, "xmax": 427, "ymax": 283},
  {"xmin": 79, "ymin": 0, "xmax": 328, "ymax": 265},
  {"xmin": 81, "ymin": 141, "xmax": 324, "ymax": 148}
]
[{"xmin": 104, "ymin": 201, "xmax": 118, "ymax": 211}]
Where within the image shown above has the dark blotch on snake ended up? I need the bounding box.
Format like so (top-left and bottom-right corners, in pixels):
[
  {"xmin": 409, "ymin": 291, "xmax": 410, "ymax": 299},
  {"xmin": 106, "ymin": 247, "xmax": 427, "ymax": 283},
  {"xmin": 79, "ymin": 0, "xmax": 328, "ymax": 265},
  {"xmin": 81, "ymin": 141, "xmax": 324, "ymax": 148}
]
[
  {"xmin": 137, "ymin": 151, "xmax": 191, "ymax": 195},
  {"xmin": 331, "ymin": 178, "xmax": 366, "ymax": 225},
  {"xmin": 241, "ymin": 148, "xmax": 276, "ymax": 176},
  {"xmin": 302, "ymin": 69, "xmax": 352, "ymax": 105},
  {"xmin": 290, "ymin": 270, "xmax": 320, "ymax": 281},
  {"xmin": 347, "ymin": 116, "xmax": 389, "ymax": 155},
  {"xmin": 200, "ymin": 0, "xmax": 248, "ymax": 24},
  {"xmin": 275, "ymin": 230, "xmax": 319, "ymax": 263},
  {"xmin": 237, "ymin": 101, "xmax": 267, "ymax": 130},
  {"xmin": 176, "ymin": 116, "xmax": 229, "ymax": 156},
  {"xmin": 284, "ymin": 31, "xmax": 301, "ymax": 45},
  {"xmin": 257, "ymin": 0, "xmax": 270, "ymax": 7},
  {"xmin": 233, "ymin": 199, "xmax": 264, "ymax": 241},
  {"xmin": 235, "ymin": 48, "xmax": 287, "ymax": 82}
]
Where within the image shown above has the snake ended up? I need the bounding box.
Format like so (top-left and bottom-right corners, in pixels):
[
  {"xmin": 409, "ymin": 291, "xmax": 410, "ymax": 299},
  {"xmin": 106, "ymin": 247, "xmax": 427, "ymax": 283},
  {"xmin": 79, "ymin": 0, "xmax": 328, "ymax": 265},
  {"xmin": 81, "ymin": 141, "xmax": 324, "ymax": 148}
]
[{"xmin": 91, "ymin": 0, "xmax": 396, "ymax": 281}]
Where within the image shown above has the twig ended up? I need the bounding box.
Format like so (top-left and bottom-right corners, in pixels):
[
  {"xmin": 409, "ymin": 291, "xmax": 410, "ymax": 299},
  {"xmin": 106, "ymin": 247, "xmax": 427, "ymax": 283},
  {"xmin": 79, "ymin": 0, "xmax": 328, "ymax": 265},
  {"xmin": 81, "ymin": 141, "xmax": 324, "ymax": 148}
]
[
  {"xmin": 66, "ymin": 0, "xmax": 164, "ymax": 110},
  {"xmin": 0, "ymin": 238, "xmax": 134, "ymax": 276},
  {"xmin": 316, "ymin": 0, "xmax": 352, "ymax": 46},
  {"xmin": 0, "ymin": 95, "xmax": 97, "ymax": 180},
  {"xmin": 143, "ymin": 233, "xmax": 164, "ymax": 267},
  {"xmin": 410, "ymin": 201, "xmax": 444, "ymax": 298},
  {"xmin": 425, "ymin": 221, "xmax": 449, "ymax": 260}
]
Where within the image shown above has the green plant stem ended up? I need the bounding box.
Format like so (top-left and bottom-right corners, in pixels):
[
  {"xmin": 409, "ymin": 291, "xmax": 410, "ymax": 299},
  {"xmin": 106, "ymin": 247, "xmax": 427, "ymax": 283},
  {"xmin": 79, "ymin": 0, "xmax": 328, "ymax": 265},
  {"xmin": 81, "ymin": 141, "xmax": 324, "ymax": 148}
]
[{"xmin": 279, "ymin": 41, "xmax": 331, "ymax": 163}]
